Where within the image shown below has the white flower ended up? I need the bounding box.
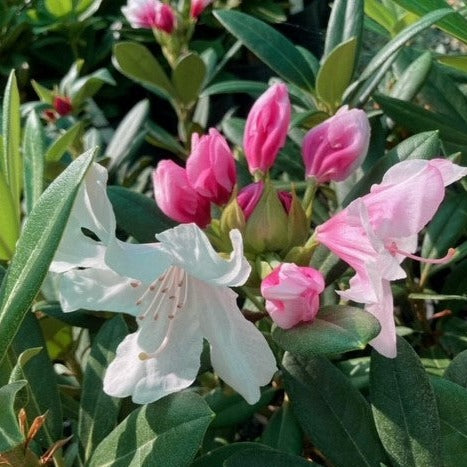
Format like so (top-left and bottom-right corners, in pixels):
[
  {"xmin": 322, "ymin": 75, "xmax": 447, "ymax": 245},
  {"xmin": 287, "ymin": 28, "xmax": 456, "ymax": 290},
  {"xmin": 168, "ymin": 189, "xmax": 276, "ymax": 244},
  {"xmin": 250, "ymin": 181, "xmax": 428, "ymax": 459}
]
[{"xmin": 51, "ymin": 163, "xmax": 277, "ymax": 404}]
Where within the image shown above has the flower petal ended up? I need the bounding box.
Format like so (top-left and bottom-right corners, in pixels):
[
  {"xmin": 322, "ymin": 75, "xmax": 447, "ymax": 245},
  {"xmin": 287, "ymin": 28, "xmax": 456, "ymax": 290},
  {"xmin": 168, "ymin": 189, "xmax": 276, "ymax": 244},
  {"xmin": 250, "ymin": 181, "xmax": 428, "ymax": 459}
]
[
  {"xmin": 58, "ymin": 267, "xmax": 142, "ymax": 314},
  {"xmin": 188, "ymin": 278, "xmax": 277, "ymax": 404},
  {"xmin": 156, "ymin": 224, "xmax": 251, "ymax": 287}
]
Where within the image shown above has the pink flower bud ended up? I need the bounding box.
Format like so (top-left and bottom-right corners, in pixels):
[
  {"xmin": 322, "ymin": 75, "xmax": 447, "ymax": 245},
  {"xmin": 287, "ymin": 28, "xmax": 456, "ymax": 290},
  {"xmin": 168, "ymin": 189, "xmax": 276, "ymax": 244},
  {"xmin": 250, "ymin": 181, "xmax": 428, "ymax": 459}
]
[
  {"xmin": 53, "ymin": 96, "xmax": 72, "ymax": 116},
  {"xmin": 243, "ymin": 83, "xmax": 291, "ymax": 175},
  {"xmin": 153, "ymin": 160, "xmax": 211, "ymax": 228},
  {"xmin": 190, "ymin": 0, "xmax": 211, "ymax": 18},
  {"xmin": 302, "ymin": 106, "xmax": 370, "ymax": 183},
  {"xmin": 237, "ymin": 182, "xmax": 291, "ymax": 220},
  {"xmin": 186, "ymin": 129, "xmax": 236, "ymax": 206},
  {"xmin": 261, "ymin": 263, "xmax": 325, "ymax": 329},
  {"xmin": 122, "ymin": 0, "xmax": 176, "ymax": 33}
]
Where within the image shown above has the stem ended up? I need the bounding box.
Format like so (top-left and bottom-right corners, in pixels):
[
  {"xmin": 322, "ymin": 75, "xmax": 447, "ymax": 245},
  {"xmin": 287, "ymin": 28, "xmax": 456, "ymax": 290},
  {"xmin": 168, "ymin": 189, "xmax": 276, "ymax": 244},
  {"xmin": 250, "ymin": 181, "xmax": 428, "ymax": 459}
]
[
  {"xmin": 302, "ymin": 177, "xmax": 318, "ymax": 220},
  {"xmin": 239, "ymin": 286, "xmax": 266, "ymax": 312}
]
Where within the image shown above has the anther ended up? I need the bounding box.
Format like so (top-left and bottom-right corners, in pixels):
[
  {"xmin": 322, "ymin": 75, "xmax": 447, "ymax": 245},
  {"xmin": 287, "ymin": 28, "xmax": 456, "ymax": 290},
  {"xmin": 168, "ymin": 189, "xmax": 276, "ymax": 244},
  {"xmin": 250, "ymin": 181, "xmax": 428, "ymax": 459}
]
[
  {"xmin": 130, "ymin": 281, "xmax": 140, "ymax": 288},
  {"xmin": 136, "ymin": 299, "xmax": 142, "ymax": 305},
  {"xmin": 161, "ymin": 288, "xmax": 168, "ymax": 293},
  {"xmin": 168, "ymin": 314, "xmax": 174, "ymax": 319},
  {"xmin": 138, "ymin": 352, "xmax": 151, "ymax": 361}
]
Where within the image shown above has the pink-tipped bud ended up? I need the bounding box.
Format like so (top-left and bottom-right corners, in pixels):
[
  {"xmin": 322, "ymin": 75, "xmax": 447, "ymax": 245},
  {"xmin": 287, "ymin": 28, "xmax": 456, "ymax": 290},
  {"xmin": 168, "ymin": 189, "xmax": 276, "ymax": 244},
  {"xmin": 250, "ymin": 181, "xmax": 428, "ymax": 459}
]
[
  {"xmin": 53, "ymin": 96, "xmax": 72, "ymax": 116},
  {"xmin": 190, "ymin": 0, "xmax": 211, "ymax": 18},
  {"xmin": 261, "ymin": 263, "xmax": 325, "ymax": 329},
  {"xmin": 122, "ymin": 0, "xmax": 176, "ymax": 33},
  {"xmin": 186, "ymin": 129, "xmax": 236, "ymax": 206},
  {"xmin": 237, "ymin": 182, "xmax": 291, "ymax": 220},
  {"xmin": 243, "ymin": 83, "xmax": 291, "ymax": 175},
  {"xmin": 153, "ymin": 160, "xmax": 211, "ymax": 228},
  {"xmin": 302, "ymin": 106, "xmax": 371, "ymax": 183}
]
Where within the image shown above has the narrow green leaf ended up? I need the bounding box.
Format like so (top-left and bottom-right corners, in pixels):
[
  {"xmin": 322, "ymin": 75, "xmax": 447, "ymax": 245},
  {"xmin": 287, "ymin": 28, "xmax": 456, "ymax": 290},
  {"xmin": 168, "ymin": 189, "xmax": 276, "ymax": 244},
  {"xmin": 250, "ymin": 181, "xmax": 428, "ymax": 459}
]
[
  {"xmin": 8, "ymin": 347, "xmax": 42, "ymax": 384},
  {"xmin": 0, "ymin": 171, "xmax": 19, "ymax": 260},
  {"xmin": 89, "ymin": 392, "xmax": 214, "ymax": 467},
  {"xmin": 370, "ymin": 337, "xmax": 442, "ymax": 467},
  {"xmin": 283, "ymin": 353, "xmax": 387, "ymax": 466},
  {"xmin": 145, "ymin": 121, "xmax": 186, "ymax": 155},
  {"xmin": 71, "ymin": 68, "xmax": 116, "ymax": 109},
  {"xmin": 113, "ymin": 42, "xmax": 175, "ymax": 97},
  {"xmin": 438, "ymin": 55, "xmax": 467, "ymax": 73},
  {"xmin": 192, "ymin": 443, "xmax": 273, "ymax": 467},
  {"xmin": 431, "ymin": 377, "xmax": 467, "ymax": 467},
  {"xmin": 2, "ymin": 70, "xmax": 21, "ymax": 216},
  {"xmin": 390, "ymin": 51, "xmax": 432, "ymax": 101},
  {"xmin": 0, "ymin": 381, "xmax": 27, "ymax": 452},
  {"xmin": 225, "ymin": 448, "xmax": 315, "ymax": 467},
  {"xmin": 106, "ymin": 100, "xmax": 149, "ymax": 171},
  {"xmin": 45, "ymin": 121, "xmax": 83, "ymax": 163},
  {"xmin": 373, "ymin": 94, "xmax": 467, "ymax": 146},
  {"xmin": 364, "ymin": 0, "xmax": 397, "ymax": 32},
  {"xmin": 273, "ymin": 306, "xmax": 380, "ymax": 357},
  {"xmin": 201, "ymin": 80, "xmax": 268, "ymax": 97},
  {"xmin": 78, "ymin": 316, "xmax": 128, "ymax": 464},
  {"xmin": 23, "ymin": 111, "xmax": 45, "ymax": 214},
  {"xmin": 107, "ymin": 186, "xmax": 176, "ymax": 243},
  {"xmin": 392, "ymin": 0, "xmax": 467, "ymax": 44},
  {"xmin": 444, "ymin": 350, "xmax": 467, "ymax": 389},
  {"xmin": 31, "ymin": 80, "xmax": 53, "ymax": 104},
  {"xmin": 324, "ymin": 0, "xmax": 363, "ymax": 60},
  {"xmin": 172, "ymin": 53, "xmax": 206, "ymax": 105},
  {"xmin": 0, "ymin": 149, "xmax": 95, "ymax": 364},
  {"xmin": 214, "ymin": 10, "xmax": 315, "ymax": 91},
  {"xmin": 317, "ymin": 37, "xmax": 357, "ymax": 111}
]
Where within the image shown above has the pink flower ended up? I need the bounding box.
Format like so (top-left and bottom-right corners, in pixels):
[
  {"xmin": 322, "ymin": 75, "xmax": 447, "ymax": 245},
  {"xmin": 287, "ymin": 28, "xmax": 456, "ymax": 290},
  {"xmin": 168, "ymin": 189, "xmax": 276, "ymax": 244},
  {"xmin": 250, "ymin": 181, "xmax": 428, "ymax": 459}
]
[
  {"xmin": 302, "ymin": 106, "xmax": 370, "ymax": 183},
  {"xmin": 153, "ymin": 160, "xmax": 211, "ymax": 228},
  {"xmin": 316, "ymin": 159, "xmax": 467, "ymax": 357},
  {"xmin": 190, "ymin": 0, "xmax": 211, "ymax": 18},
  {"xmin": 237, "ymin": 182, "xmax": 291, "ymax": 220},
  {"xmin": 243, "ymin": 83, "xmax": 291, "ymax": 175},
  {"xmin": 261, "ymin": 263, "xmax": 325, "ymax": 329},
  {"xmin": 53, "ymin": 95, "xmax": 72, "ymax": 116},
  {"xmin": 186, "ymin": 129, "xmax": 236, "ymax": 206},
  {"xmin": 122, "ymin": 0, "xmax": 176, "ymax": 33}
]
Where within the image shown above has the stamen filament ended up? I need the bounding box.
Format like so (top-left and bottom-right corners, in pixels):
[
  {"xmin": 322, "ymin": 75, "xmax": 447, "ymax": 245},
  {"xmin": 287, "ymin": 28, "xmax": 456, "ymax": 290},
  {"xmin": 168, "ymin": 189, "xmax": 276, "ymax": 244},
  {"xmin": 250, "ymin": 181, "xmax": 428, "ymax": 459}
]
[{"xmin": 389, "ymin": 242, "xmax": 456, "ymax": 264}]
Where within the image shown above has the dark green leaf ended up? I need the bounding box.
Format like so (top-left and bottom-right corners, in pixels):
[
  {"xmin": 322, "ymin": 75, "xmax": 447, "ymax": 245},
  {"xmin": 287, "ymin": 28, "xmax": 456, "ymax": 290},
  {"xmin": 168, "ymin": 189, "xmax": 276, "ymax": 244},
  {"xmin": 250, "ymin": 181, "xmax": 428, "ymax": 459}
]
[
  {"xmin": 444, "ymin": 350, "xmax": 467, "ymax": 388},
  {"xmin": 310, "ymin": 243, "xmax": 348, "ymax": 283},
  {"xmin": 192, "ymin": 443, "xmax": 272, "ymax": 467},
  {"xmin": 71, "ymin": 68, "xmax": 116, "ymax": 108},
  {"xmin": 78, "ymin": 316, "xmax": 128, "ymax": 464},
  {"xmin": 431, "ymin": 377, "xmax": 467, "ymax": 467},
  {"xmin": 370, "ymin": 337, "xmax": 442, "ymax": 467},
  {"xmin": 201, "ymin": 80, "xmax": 268, "ymax": 97},
  {"xmin": 214, "ymin": 10, "xmax": 315, "ymax": 91},
  {"xmin": 45, "ymin": 121, "xmax": 83, "ymax": 163},
  {"xmin": 0, "ymin": 171, "xmax": 19, "ymax": 260},
  {"xmin": 0, "ymin": 149, "xmax": 95, "ymax": 364},
  {"xmin": 225, "ymin": 448, "xmax": 315, "ymax": 466},
  {"xmin": 273, "ymin": 306, "xmax": 380, "ymax": 357},
  {"xmin": 283, "ymin": 353, "xmax": 387, "ymax": 466},
  {"xmin": 172, "ymin": 53, "xmax": 206, "ymax": 105},
  {"xmin": 0, "ymin": 381, "xmax": 27, "ymax": 452},
  {"xmin": 107, "ymin": 185, "xmax": 176, "ymax": 242},
  {"xmin": 89, "ymin": 392, "xmax": 214, "ymax": 467},
  {"xmin": 145, "ymin": 120, "xmax": 186, "ymax": 156}
]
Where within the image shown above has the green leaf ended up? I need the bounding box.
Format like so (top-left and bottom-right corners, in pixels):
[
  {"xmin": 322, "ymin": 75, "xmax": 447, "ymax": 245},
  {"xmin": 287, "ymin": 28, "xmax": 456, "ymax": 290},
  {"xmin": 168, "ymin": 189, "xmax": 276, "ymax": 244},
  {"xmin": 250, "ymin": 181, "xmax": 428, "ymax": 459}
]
[
  {"xmin": 0, "ymin": 381, "xmax": 27, "ymax": 452},
  {"xmin": 214, "ymin": 10, "xmax": 315, "ymax": 91},
  {"xmin": 370, "ymin": 337, "xmax": 442, "ymax": 467},
  {"xmin": 172, "ymin": 53, "xmax": 206, "ymax": 105},
  {"xmin": 261, "ymin": 401, "xmax": 303, "ymax": 455},
  {"xmin": 392, "ymin": 0, "xmax": 467, "ymax": 44},
  {"xmin": 78, "ymin": 316, "xmax": 128, "ymax": 464},
  {"xmin": 225, "ymin": 448, "xmax": 315, "ymax": 466},
  {"xmin": 0, "ymin": 149, "xmax": 95, "ymax": 365},
  {"xmin": 317, "ymin": 38, "xmax": 357, "ymax": 111},
  {"xmin": 45, "ymin": 121, "xmax": 83, "ymax": 162},
  {"xmin": 309, "ymin": 244, "xmax": 348, "ymax": 283},
  {"xmin": 113, "ymin": 42, "xmax": 175, "ymax": 97},
  {"xmin": 373, "ymin": 94, "xmax": 467, "ymax": 146},
  {"xmin": 0, "ymin": 171, "xmax": 19, "ymax": 260},
  {"xmin": 106, "ymin": 100, "xmax": 149, "ymax": 171},
  {"xmin": 206, "ymin": 388, "xmax": 276, "ymax": 428},
  {"xmin": 438, "ymin": 55, "xmax": 467, "ymax": 73},
  {"xmin": 89, "ymin": 392, "xmax": 214, "ymax": 467},
  {"xmin": 107, "ymin": 186, "xmax": 176, "ymax": 243},
  {"xmin": 343, "ymin": 130, "xmax": 440, "ymax": 206},
  {"xmin": 364, "ymin": 0, "xmax": 397, "ymax": 32},
  {"xmin": 431, "ymin": 377, "xmax": 467, "ymax": 467},
  {"xmin": 44, "ymin": 0, "xmax": 72, "ymax": 16},
  {"xmin": 323, "ymin": 0, "xmax": 363, "ymax": 61},
  {"xmin": 421, "ymin": 192, "xmax": 467, "ymax": 282},
  {"xmin": 390, "ymin": 51, "xmax": 432, "ymax": 101},
  {"xmin": 70, "ymin": 68, "xmax": 116, "ymax": 109},
  {"xmin": 283, "ymin": 353, "xmax": 387, "ymax": 466},
  {"xmin": 10, "ymin": 313, "xmax": 63, "ymax": 447},
  {"xmin": 2, "ymin": 70, "xmax": 21, "ymax": 216},
  {"xmin": 23, "ymin": 111, "xmax": 45, "ymax": 214},
  {"xmin": 8, "ymin": 347, "xmax": 42, "ymax": 384},
  {"xmin": 192, "ymin": 443, "xmax": 273, "ymax": 467},
  {"xmin": 31, "ymin": 80, "xmax": 53, "ymax": 104},
  {"xmin": 145, "ymin": 120, "xmax": 186, "ymax": 156},
  {"xmin": 201, "ymin": 80, "xmax": 268, "ymax": 97},
  {"xmin": 444, "ymin": 350, "xmax": 467, "ymax": 388},
  {"xmin": 273, "ymin": 306, "xmax": 380, "ymax": 357}
]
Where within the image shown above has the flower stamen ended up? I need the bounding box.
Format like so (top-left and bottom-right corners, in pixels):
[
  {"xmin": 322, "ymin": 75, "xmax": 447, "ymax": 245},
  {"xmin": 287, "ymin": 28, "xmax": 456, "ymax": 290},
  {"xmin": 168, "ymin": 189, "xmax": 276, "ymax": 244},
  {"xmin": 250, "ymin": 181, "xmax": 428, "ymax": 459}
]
[{"xmin": 388, "ymin": 242, "xmax": 456, "ymax": 264}]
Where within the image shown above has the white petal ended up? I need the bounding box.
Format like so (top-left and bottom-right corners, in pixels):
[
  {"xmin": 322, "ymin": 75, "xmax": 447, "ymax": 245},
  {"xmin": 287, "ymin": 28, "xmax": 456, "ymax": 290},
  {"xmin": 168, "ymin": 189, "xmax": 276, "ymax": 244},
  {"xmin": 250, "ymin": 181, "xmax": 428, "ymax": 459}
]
[
  {"xmin": 156, "ymin": 224, "xmax": 251, "ymax": 287},
  {"xmin": 187, "ymin": 278, "xmax": 277, "ymax": 404},
  {"xmin": 58, "ymin": 267, "xmax": 143, "ymax": 314},
  {"xmin": 52, "ymin": 163, "xmax": 115, "ymax": 271},
  {"xmin": 104, "ymin": 310, "xmax": 203, "ymax": 404},
  {"xmin": 105, "ymin": 237, "xmax": 172, "ymax": 283}
]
